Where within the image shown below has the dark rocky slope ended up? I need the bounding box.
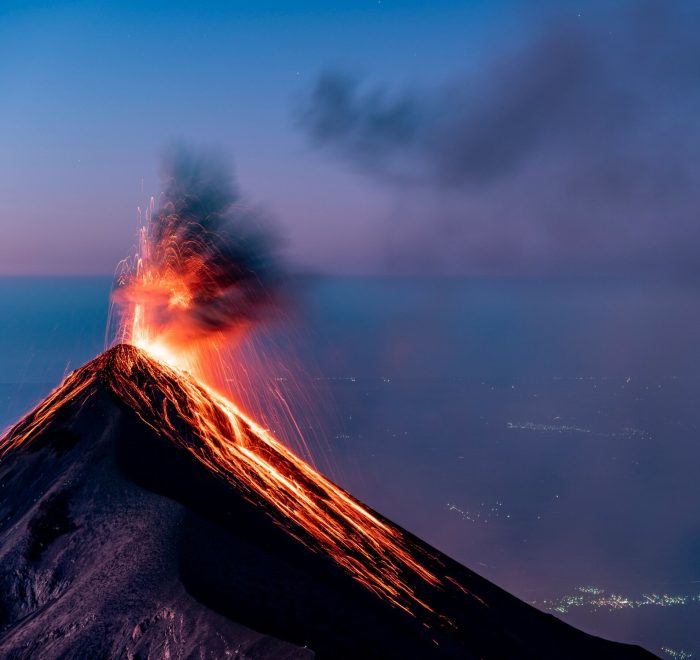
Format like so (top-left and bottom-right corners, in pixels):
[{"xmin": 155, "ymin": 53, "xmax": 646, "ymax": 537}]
[{"xmin": 0, "ymin": 345, "xmax": 656, "ymax": 659}]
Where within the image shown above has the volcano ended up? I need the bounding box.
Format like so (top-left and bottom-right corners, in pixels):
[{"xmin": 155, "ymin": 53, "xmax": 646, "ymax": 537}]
[{"xmin": 0, "ymin": 345, "xmax": 653, "ymax": 659}]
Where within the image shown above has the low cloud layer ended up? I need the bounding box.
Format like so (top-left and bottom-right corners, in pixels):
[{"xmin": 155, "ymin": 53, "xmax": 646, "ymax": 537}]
[{"xmin": 299, "ymin": 2, "xmax": 700, "ymax": 275}]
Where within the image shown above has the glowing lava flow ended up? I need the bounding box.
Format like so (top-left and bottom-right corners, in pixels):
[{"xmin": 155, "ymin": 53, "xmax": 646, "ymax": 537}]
[
  {"xmin": 106, "ymin": 345, "xmax": 445, "ymax": 617},
  {"xmin": 99, "ymin": 192, "xmax": 460, "ymax": 620},
  {"xmin": 0, "ymin": 345, "xmax": 452, "ymax": 620}
]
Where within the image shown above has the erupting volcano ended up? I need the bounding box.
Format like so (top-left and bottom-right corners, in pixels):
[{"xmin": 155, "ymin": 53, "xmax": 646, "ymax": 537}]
[{"xmin": 0, "ymin": 149, "xmax": 655, "ymax": 658}]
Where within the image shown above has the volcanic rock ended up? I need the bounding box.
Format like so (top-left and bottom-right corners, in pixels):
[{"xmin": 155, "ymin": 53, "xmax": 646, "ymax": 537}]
[{"xmin": 0, "ymin": 345, "xmax": 656, "ymax": 659}]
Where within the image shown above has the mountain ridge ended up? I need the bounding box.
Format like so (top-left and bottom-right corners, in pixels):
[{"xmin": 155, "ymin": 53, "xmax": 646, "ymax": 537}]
[{"xmin": 0, "ymin": 345, "xmax": 656, "ymax": 658}]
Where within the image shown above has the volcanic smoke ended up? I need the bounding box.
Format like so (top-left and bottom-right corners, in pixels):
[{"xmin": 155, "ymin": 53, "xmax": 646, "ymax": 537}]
[{"xmin": 109, "ymin": 146, "xmax": 280, "ymax": 375}]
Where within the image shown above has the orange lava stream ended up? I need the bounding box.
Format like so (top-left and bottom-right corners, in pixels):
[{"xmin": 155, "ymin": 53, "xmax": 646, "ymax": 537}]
[
  {"xmin": 0, "ymin": 345, "xmax": 448, "ymax": 618},
  {"xmin": 111, "ymin": 345, "xmax": 444, "ymax": 616}
]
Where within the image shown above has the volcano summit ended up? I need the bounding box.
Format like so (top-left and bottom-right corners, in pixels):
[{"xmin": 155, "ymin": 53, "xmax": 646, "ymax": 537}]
[{"xmin": 0, "ymin": 345, "xmax": 654, "ymax": 659}]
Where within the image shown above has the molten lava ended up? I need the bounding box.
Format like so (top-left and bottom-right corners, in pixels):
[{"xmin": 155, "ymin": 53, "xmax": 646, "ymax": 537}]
[{"xmin": 0, "ymin": 345, "xmax": 467, "ymax": 625}]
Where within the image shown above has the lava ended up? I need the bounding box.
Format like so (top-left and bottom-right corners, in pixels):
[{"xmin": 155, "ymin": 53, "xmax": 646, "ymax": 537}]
[
  {"xmin": 0, "ymin": 345, "xmax": 455, "ymax": 621},
  {"xmin": 108, "ymin": 146, "xmax": 279, "ymax": 378}
]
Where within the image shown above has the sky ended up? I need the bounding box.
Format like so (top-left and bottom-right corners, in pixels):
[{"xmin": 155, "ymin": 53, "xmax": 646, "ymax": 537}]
[{"xmin": 1, "ymin": 0, "xmax": 698, "ymax": 276}]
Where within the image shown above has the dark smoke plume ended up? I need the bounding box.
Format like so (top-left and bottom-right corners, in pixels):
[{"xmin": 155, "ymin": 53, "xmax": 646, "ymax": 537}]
[
  {"xmin": 297, "ymin": 2, "xmax": 700, "ymax": 276},
  {"xmin": 112, "ymin": 145, "xmax": 280, "ymax": 344},
  {"xmin": 299, "ymin": 3, "xmax": 700, "ymax": 191}
]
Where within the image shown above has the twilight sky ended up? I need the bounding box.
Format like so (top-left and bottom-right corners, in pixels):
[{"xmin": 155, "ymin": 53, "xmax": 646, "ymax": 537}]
[{"xmin": 1, "ymin": 0, "xmax": 698, "ymax": 276}]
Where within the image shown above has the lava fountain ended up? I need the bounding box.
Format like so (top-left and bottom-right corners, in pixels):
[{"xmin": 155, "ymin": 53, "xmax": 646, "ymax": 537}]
[{"xmin": 109, "ymin": 146, "xmax": 280, "ymax": 377}]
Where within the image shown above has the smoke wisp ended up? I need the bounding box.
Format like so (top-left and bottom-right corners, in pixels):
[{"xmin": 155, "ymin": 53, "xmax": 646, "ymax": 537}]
[{"xmin": 298, "ymin": 2, "xmax": 700, "ymax": 276}]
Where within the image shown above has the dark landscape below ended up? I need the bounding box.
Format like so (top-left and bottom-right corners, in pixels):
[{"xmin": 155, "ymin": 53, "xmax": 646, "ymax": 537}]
[{"xmin": 0, "ymin": 345, "xmax": 655, "ymax": 659}]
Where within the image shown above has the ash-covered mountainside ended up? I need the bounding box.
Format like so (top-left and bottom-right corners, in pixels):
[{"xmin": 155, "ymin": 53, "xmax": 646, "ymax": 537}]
[{"xmin": 0, "ymin": 345, "xmax": 655, "ymax": 659}]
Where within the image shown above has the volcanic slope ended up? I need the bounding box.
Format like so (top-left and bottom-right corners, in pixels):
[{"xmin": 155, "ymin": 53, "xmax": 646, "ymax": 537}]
[{"xmin": 0, "ymin": 345, "xmax": 655, "ymax": 659}]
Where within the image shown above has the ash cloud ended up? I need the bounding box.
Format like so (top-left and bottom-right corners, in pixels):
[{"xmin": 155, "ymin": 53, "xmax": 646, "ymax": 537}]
[
  {"xmin": 300, "ymin": 29, "xmax": 601, "ymax": 188},
  {"xmin": 114, "ymin": 145, "xmax": 280, "ymax": 343},
  {"xmin": 299, "ymin": 2, "xmax": 700, "ymax": 275}
]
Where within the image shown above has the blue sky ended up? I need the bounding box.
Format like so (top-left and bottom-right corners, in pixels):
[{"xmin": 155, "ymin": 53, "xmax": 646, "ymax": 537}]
[{"xmin": 2, "ymin": 1, "xmax": 697, "ymax": 276}]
